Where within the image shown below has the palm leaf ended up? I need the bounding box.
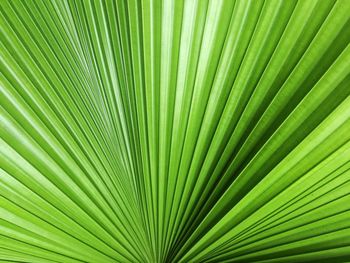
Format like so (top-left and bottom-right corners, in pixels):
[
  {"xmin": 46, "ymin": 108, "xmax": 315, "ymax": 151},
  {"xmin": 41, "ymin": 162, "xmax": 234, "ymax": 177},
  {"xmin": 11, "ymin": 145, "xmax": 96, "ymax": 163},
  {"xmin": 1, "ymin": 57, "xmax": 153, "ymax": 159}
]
[{"xmin": 1, "ymin": 0, "xmax": 349, "ymax": 262}]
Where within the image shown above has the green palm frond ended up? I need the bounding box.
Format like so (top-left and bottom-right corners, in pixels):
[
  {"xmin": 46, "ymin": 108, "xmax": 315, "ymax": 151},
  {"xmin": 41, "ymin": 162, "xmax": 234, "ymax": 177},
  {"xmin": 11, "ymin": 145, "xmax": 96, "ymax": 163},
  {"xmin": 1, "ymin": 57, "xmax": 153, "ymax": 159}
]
[{"xmin": 1, "ymin": 0, "xmax": 349, "ymax": 262}]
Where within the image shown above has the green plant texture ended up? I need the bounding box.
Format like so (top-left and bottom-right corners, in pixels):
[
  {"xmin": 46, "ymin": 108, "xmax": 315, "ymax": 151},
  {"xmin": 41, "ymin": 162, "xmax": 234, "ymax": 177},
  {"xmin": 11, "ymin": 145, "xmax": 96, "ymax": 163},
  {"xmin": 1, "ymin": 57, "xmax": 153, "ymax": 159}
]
[{"xmin": 1, "ymin": 0, "xmax": 350, "ymax": 262}]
